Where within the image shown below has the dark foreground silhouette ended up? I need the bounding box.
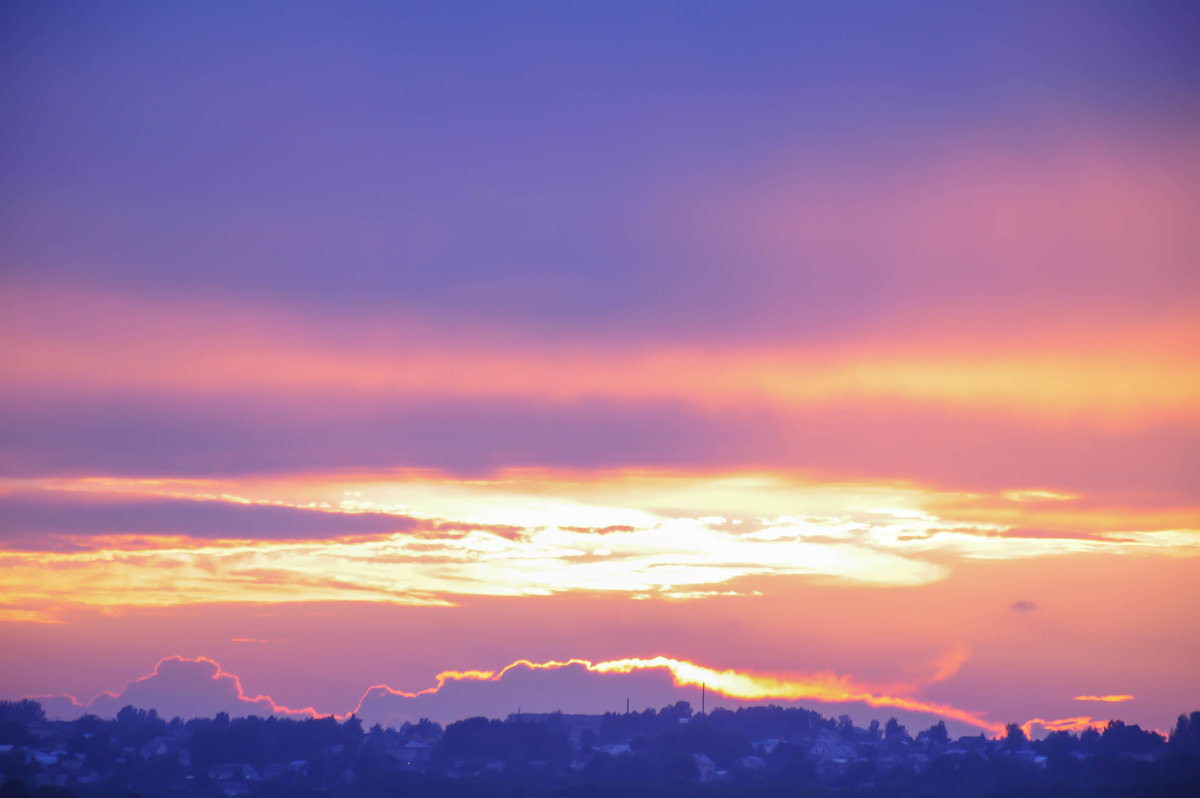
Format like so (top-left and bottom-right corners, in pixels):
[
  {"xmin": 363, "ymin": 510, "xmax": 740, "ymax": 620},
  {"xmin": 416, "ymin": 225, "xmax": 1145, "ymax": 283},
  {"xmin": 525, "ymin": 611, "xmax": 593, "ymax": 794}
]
[{"xmin": 1, "ymin": 699, "xmax": 1198, "ymax": 797}]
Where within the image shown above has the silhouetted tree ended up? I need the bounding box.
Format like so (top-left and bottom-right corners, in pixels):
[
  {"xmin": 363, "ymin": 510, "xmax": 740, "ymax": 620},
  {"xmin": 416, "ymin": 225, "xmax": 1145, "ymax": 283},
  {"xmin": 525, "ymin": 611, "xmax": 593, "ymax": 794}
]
[
  {"xmin": 400, "ymin": 718, "xmax": 442, "ymax": 743},
  {"xmin": 1004, "ymin": 723, "xmax": 1027, "ymax": 750},
  {"xmin": 0, "ymin": 701, "xmax": 45, "ymax": 725},
  {"xmin": 884, "ymin": 717, "xmax": 908, "ymax": 745},
  {"xmin": 1099, "ymin": 719, "xmax": 1164, "ymax": 755},
  {"xmin": 661, "ymin": 701, "xmax": 693, "ymax": 723},
  {"xmin": 434, "ymin": 716, "xmax": 569, "ymax": 766},
  {"xmin": 1038, "ymin": 729, "xmax": 1079, "ymax": 758},
  {"xmin": 0, "ymin": 707, "xmax": 42, "ymax": 765},
  {"xmin": 837, "ymin": 714, "xmax": 855, "ymax": 739},
  {"xmin": 1170, "ymin": 711, "xmax": 1200, "ymax": 754}
]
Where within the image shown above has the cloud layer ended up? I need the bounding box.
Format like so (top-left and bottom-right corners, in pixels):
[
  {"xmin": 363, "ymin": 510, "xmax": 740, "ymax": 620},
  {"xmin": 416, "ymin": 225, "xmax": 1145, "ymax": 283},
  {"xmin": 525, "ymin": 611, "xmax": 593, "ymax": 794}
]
[{"xmin": 4, "ymin": 475, "xmax": 1196, "ymax": 623}]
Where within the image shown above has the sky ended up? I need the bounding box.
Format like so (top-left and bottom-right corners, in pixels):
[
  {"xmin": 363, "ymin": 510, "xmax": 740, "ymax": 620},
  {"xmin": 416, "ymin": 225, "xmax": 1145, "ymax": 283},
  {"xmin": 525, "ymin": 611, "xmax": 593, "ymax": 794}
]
[{"xmin": 1, "ymin": 0, "xmax": 1198, "ymax": 738}]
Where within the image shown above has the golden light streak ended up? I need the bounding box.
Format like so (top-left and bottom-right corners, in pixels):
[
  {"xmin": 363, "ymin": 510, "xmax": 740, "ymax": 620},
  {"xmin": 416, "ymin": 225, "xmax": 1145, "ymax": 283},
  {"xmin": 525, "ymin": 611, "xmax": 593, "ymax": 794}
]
[
  {"xmin": 1074, "ymin": 694, "xmax": 1135, "ymax": 703},
  {"xmin": 1003, "ymin": 490, "xmax": 1078, "ymax": 502},
  {"xmin": 585, "ymin": 656, "xmax": 1003, "ymax": 733}
]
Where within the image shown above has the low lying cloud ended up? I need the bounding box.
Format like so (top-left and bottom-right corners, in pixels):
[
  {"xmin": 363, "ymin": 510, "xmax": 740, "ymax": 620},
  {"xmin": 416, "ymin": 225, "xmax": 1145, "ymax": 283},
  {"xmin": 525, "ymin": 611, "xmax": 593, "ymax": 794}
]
[
  {"xmin": 36, "ymin": 656, "xmax": 317, "ymax": 722},
  {"xmin": 34, "ymin": 651, "xmax": 1003, "ymax": 735}
]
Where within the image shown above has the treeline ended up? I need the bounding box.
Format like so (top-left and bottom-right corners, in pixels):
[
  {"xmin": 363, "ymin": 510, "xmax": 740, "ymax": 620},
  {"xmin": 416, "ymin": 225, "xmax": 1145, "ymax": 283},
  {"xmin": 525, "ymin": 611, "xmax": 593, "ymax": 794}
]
[
  {"xmin": 597, "ymin": 702, "xmax": 829, "ymax": 745},
  {"xmin": 0, "ymin": 699, "xmax": 1198, "ymax": 797}
]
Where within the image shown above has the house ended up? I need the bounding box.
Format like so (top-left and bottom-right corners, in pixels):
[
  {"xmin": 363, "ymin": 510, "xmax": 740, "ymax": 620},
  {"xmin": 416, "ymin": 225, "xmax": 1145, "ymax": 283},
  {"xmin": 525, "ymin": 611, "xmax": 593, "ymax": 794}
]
[
  {"xmin": 757, "ymin": 737, "xmax": 784, "ymax": 755},
  {"xmin": 808, "ymin": 729, "xmax": 857, "ymax": 762},
  {"xmin": 692, "ymin": 753, "xmax": 717, "ymax": 782},
  {"xmin": 261, "ymin": 763, "xmax": 288, "ymax": 780},
  {"xmin": 808, "ymin": 729, "xmax": 857, "ymax": 777},
  {"xmin": 400, "ymin": 740, "xmax": 433, "ymax": 766},
  {"xmin": 207, "ymin": 763, "xmax": 241, "ymax": 780}
]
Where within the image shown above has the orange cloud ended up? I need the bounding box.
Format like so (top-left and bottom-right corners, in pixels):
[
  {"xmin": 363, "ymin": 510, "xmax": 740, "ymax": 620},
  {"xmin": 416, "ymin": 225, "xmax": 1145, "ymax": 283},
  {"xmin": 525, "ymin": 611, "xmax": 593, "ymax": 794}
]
[
  {"xmin": 927, "ymin": 643, "xmax": 971, "ymax": 684},
  {"xmin": 1020, "ymin": 717, "xmax": 1105, "ymax": 737},
  {"xmin": 1074, "ymin": 694, "xmax": 1134, "ymax": 703}
]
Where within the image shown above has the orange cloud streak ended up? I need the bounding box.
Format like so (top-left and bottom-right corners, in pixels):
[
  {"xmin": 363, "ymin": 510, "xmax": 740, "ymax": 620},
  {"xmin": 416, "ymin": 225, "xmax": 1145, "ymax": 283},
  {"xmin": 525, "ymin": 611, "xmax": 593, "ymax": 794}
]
[
  {"xmin": 928, "ymin": 643, "xmax": 971, "ymax": 684},
  {"xmin": 1020, "ymin": 717, "xmax": 1105, "ymax": 738},
  {"xmin": 1074, "ymin": 694, "xmax": 1135, "ymax": 703},
  {"xmin": 4, "ymin": 283, "xmax": 1198, "ymax": 426}
]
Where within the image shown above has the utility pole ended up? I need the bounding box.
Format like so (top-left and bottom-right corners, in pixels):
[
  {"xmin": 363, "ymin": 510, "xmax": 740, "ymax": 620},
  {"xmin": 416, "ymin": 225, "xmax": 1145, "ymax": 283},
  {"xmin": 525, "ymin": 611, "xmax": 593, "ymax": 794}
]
[
  {"xmin": 702, "ymin": 683, "xmax": 706, "ymax": 715},
  {"xmin": 626, "ymin": 698, "xmax": 629, "ymax": 715}
]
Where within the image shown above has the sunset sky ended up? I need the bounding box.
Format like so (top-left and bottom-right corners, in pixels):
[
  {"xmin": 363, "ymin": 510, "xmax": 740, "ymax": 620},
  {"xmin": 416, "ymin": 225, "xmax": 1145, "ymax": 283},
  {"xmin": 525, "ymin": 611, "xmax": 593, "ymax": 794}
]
[{"xmin": 1, "ymin": 1, "xmax": 1198, "ymax": 738}]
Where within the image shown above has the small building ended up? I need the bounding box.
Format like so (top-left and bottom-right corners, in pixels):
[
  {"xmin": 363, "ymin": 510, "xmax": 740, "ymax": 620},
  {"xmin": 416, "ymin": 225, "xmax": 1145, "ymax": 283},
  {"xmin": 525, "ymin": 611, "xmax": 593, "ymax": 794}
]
[
  {"xmin": 400, "ymin": 740, "xmax": 433, "ymax": 767},
  {"xmin": 692, "ymin": 753, "xmax": 717, "ymax": 782}
]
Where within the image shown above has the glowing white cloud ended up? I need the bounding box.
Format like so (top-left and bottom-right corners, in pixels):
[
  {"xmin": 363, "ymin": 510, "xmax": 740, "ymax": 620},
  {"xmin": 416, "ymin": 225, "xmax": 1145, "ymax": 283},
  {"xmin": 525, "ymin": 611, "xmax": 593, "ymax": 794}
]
[{"xmin": 2, "ymin": 474, "xmax": 1195, "ymax": 621}]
